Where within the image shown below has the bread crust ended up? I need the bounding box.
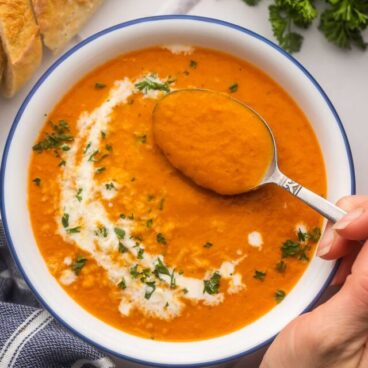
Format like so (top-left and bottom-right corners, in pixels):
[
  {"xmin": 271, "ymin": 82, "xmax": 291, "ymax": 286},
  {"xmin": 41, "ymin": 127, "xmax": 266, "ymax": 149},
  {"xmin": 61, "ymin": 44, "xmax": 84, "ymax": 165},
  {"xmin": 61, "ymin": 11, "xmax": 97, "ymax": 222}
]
[
  {"xmin": 0, "ymin": 0, "xmax": 42, "ymax": 97},
  {"xmin": 32, "ymin": 0, "xmax": 103, "ymax": 52}
]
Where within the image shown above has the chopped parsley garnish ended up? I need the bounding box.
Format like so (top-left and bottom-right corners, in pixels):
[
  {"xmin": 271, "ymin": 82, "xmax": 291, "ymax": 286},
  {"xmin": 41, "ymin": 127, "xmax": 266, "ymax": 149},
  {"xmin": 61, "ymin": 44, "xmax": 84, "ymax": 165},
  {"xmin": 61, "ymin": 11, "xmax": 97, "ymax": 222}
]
[
  {"xmin": 95, "ymin": 167, "xmax": 106, "ymax": 174},
  {"xmin": 158, "ymin": 198, "xmax": 165, "ymax": 210},
  {"xmin": 229, "ymin": 83, "xmax": 238, "ymax": 93},
  {"xmin": 146, "ymin": 219, "xmax": 153, "ymax": 228},
  {"xmin": 32, "ymin": 177, "xmax": 41, "ymax": 186},
  {"xmin": 154, "ymin": 258, "xmax": 170, "ymax": 278},
  {"xmin": 101, "ymin": 131, "xmax": 106, "ymax": 139},
  {"xmin": 58, "ymin": 159, "xmax": 66, "ymax": 167},
  {"xmin": 276, "ymin": 260, "xmax": 287, "ymax": 273},
  {"xmin": 118, "ymin": 242, "xmax": 128, "ymax": 253},
  {"xmin": 297, "ymin": 227, "xmax": 321, "ymax": 243},
  {"xmin": 114, "ymin": 227, "xmax": 125, "ymax": 240},
  {"xmin": 66, "ymin": 226, "xmax": 81, "ymax": 234},
  {"xmin": 308, "ymin": 227, "xmax": 321, "ymax": 242},
  {"xmin": 117, "ymin": 277, "xmax": 126, "ymax": 289},
  {"xmin": 156, "ymin": 233, "xmax": 167, "ymax": 245},
  {"xmin": 144, "ymin": 281, "xmax": 156, "ymax": 300},
  {"xmin": 183, "ymin": 288, "xmax": 188, "ymax": 294},
  {"xmin": 84, "ymin": 142, "xmax": 91, "ymax": 154},
  {"xmin": 88, "ymin": 150, "xmax": 108, "ymax": 163},
  {"xmin": 119, "ymin": 214, "xmax": 126, "ymax": 220},
  {"xmin": 61, "ymin": 213, "xmax": 69, "ymax": 228},
  {"xmin": 105, "ymin": 144, "xmax": 113, "ymax": 152},
  {"xmin": 105, "ymin": 182, "xmax": 115, "ymax": 190},
  {"xmin": 135, "ymin": 74, "xmax": 175, "ymax": 94},
  {"xmin": 137, "ymin": 248, "xmax": 144, "ymax": 259},
  {"xmin": 76, "ymin": 188, "xmax": 83, "ymax": 202},
  {"xmin": 203, "ymin": 272, "xmax": 221, "ymax": 295},
  {"xmin": 275, "ymin": 289, "xmax": 286, "ymax": 303},
  {"xmin": 136, "ymin": 134, "xmax": 147, "ymax": 144},
  {"xmin": 95, "ymin": 225, "xmax": 108, "ymax": 237},
  {"xmin": 130, "ymin": 264, "xmax": 140, "ymax": 278},
  {"xmin": 147, "ymin": 194, "xmax": 155, "ymax": 202},
  {"xmin": 33, "ymin": 120, "xmax": 73, "ymax": 153},
  {"xmin": 61, "ymin": 145, "xmax": 70, "ymax": 151},
  {"xmin": 72, "ymin": 255, "xmax": 87, "ymax": 275},
  {"xmin": 189, "ymin": 60, "xmax": 198, "ymax": 68},
  {"xmin": 127, "ymin": 214, "xmax": 134, "ymax": 220},
  {"xmin": 254, "ymin": 270, "xmax": 266, "ymax": 281},
  {"xmin": 203, "ymin": 241, "xmax": 213, "ymax": 249},
  {"xmin": 281, "ymin": 239, "xmax": 310, "ymax": 261},
  {"xmin": 95, "ymin": 82, "xmax": 106, "ymax": 89}
]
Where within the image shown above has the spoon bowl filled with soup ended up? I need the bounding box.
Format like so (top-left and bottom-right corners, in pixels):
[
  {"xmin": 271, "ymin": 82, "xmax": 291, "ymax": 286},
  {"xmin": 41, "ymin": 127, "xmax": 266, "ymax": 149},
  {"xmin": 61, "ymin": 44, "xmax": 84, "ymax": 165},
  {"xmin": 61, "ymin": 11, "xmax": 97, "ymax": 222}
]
[{"xmin": 1, "ymin": 17, "xmax": 354, "ymax": 366}]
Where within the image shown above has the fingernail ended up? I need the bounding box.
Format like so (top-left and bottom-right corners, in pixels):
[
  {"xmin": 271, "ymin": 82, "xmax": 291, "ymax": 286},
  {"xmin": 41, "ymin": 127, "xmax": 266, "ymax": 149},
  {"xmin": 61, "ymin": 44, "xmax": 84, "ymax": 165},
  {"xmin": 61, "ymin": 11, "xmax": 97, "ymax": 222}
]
[
  {"xmin": 333, "ymin": 207, "xmax": 365, "ymax": 230},
  {"xmin": 317, "ymin": 229, "xmax": 334, "ymax": 257}
]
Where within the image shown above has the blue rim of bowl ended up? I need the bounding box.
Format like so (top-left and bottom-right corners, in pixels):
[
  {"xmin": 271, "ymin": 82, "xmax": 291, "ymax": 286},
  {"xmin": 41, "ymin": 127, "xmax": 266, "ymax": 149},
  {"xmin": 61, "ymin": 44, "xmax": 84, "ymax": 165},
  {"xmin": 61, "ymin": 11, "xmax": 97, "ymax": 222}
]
[{"xmin": 0, "ymin": 15, "xmax": 356, "ymax": 367}]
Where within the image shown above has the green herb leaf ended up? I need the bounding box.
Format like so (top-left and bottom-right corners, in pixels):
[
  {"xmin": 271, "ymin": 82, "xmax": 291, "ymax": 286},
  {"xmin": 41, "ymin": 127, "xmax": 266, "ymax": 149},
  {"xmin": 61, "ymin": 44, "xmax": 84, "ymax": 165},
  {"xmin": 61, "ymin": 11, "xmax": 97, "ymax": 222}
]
[
  {"xmin": 114, "ymin": 227, "xmax": 125, "ymax": 239},
  {"xmin": 72, "ymin": 255, "xmax": 87, "ymax": 275},
  {"xmin": 118, "ymin": 242, "xmax": 128, "ymax": 253},
  {"xmin": 156, "ymin": 233, "xmax": 167, "ymax": 245},
  {"xmin": 33, "ymin": 120, "xmax": 73, "ymax": 153},
  {"xmin": 158, "ymin": 198, "xmax": 165, "ymax": 210},
  {"xmin": 144, "ymin": 281, "xmax": 156, "ymax": 300},
  {"xmin": 66, "ymin": 226, "xmax": 81, "ymax": 234},
  {"xmin": 189, "ymin": 60, "xmax": 198, "ymax": 68},
  {"xmin": 105, "ymin": 182, "xmax": 116, "ymax": 190},
  {"xmin": 203, "ymin": 271, "xmax": 221, "ymax": 295},
  {"xmin": 229, "ymin": 83, "xmax": 238, "ymax": 93},
  {"xmin": 61, "ymin": 213, "xmax": 69, "ymax": 228},
  {"xmin": 319, "ymin": 1, "xmax": 368, "ymax": 50},
  {"xmin": 308, "ymin": 227, "xmax": 321, "ymax": 242},
  {"xmin": 76, "ymin": 188, "xmax": 83, "ymax": 202},
  {"xmin": 146, "ymin": 219, "xmax": 153, "ymax": 228},
  {"xmin": 135, "ymin": 74, "xmax": 175, "ymax": 94},
  {"xmin": 95, "ymin": 82, "xmax": 106, "ymax": 89},
  {"xmin": 136, "ymin": 134, "xmax": 147, "ymax": 144},
  {"xmin": 95, "ymin": 167, "xmax": 106, "ymax": 174},
  {"xmin": 105, "ymin": 144, "xmax": 113, "ymax": 152},
  {"xmin": 117, "ymin": 277, "xmax": 126, "ymax": 289},
  {"xmin": 254, "ymin": 270, "xmax": 266, "ymax": 281},
  {"xmin": 275, "ymin": 289, "xmax": 286, "ymax": 303},
  {"xmin": 84, "ymin": 142, "xmax": 91, "ymax": 154},
  {"xmin": 281, "ymin": 239, "xmax": 310, "ymax": 261},
  {"xmin": 154, "ymin": 258, "xmax": 171, "ymax": 278},
  {"xmin": 95, "ymin": 225, "xmax": 108, "ymax": 237},
  {"xmin": 203, "ymin": 241, "xmax": 213, "ymax": 249},
  {"xmin": 137, "ymin": 248, "xmax": 144, "ymax": 259},
  {"xmin": 242, "ymin": 0, "xmax": 261, "ymax": 5},
  {"xmin": 276, "ymin": 260, "xmax": 287, "ymax": 273},
  {"xmin": 130, "ymin": 264, "xmax": 140, "ymax": 278},
  {"xmin": 32, "ymin": 177, "xmax": 41, "ymax": 186}
]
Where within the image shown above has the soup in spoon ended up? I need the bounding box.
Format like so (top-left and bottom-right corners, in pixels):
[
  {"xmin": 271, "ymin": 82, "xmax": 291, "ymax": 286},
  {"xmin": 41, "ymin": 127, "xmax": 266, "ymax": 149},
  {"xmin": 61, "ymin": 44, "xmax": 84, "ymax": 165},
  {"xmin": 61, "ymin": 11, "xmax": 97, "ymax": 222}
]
[{"xmin": 153, "ymin": 89, "xmax": 274, "ymax": 195}]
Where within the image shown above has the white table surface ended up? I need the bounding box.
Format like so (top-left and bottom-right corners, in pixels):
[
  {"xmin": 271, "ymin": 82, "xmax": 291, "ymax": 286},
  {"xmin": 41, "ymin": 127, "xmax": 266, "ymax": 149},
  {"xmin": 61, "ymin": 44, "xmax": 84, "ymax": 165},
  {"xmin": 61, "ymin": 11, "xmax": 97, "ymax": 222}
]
[{"xmin": 0, "ymin": 0, "xmax": 366, "ymax": 367}]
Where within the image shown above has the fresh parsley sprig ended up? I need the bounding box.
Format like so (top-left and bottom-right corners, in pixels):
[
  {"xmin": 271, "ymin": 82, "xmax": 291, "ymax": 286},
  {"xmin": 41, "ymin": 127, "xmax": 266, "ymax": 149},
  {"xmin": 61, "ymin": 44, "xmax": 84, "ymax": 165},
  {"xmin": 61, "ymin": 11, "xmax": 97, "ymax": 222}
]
[{"xmin": 243, "ymin": 0, "xmax": 368, "ymax": 52}]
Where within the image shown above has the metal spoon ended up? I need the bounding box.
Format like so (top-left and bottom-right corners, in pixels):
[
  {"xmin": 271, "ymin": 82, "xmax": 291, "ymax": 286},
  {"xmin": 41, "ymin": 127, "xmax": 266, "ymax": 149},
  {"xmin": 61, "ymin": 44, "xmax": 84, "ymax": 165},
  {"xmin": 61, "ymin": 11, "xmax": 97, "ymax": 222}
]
[{"xmin": 153, "ymin": 89, "xmax": 346, "ymax": 223}]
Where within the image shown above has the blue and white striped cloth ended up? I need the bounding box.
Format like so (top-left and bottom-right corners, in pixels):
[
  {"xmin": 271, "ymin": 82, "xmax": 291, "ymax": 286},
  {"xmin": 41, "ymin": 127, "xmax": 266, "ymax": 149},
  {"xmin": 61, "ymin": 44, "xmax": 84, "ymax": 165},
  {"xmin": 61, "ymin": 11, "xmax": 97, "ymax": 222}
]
[{"xmin": 0, "ymin": 221, "xmax": 115, "ymax": 368}]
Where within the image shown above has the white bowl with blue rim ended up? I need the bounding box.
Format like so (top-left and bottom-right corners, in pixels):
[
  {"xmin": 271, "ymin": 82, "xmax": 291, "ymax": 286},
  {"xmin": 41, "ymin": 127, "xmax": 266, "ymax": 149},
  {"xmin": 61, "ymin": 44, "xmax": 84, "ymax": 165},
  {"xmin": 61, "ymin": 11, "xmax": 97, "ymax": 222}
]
[{"xmin": 0, "ymin": 15, "xmax": 355, "ymax": 367}]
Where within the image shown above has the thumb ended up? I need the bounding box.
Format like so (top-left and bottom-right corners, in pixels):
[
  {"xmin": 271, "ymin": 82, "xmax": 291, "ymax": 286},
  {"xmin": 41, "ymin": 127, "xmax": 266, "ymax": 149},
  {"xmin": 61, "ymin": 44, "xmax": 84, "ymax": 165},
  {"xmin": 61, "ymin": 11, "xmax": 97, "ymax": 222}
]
[{"xmin": 333, "ymin": 198, "xmax": 368, "ymax": 240}]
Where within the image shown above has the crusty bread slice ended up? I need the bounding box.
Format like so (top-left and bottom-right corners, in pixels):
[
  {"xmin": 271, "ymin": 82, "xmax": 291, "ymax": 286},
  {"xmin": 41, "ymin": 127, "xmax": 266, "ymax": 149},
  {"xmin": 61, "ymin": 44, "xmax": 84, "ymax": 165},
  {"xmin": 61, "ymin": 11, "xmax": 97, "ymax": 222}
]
[
  {"xmin": 31, "ymin": 0, "xmax": 103, "ymax": 52},
  {"xmin": 0, "ymin": 0, "xmax": 42, "ymax": 97}
]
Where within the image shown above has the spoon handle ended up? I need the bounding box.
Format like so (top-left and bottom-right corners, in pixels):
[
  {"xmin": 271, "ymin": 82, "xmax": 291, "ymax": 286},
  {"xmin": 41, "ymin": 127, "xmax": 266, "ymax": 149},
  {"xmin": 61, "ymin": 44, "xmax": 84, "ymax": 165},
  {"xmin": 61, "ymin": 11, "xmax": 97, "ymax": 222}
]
[{"xmin": 276, "ymin": 172, "xmax": 346, "ymax": 223}]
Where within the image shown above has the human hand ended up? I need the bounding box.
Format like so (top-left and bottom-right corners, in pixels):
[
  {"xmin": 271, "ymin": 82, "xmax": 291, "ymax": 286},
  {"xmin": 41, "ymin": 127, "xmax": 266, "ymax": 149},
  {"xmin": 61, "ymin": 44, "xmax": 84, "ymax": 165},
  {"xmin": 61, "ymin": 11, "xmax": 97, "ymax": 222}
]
[{"xmin": 261, "ymin": 195, "xmax": 368, "ymax": 368}]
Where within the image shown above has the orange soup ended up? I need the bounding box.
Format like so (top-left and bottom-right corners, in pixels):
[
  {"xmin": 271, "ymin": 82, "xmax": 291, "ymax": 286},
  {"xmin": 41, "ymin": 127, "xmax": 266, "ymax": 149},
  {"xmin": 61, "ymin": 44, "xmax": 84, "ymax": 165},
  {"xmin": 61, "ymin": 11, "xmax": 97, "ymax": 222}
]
[{"xmin": 28, "ymin": 46, "xmax": 326, "ymax": 341}]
